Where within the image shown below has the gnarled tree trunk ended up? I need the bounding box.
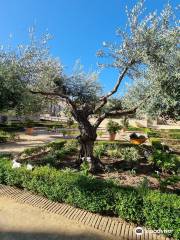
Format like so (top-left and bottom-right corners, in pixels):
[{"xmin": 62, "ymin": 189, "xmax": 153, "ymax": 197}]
[{"xmin": 74, "ymin": 112, "xmax": 103, "ymax": 172}]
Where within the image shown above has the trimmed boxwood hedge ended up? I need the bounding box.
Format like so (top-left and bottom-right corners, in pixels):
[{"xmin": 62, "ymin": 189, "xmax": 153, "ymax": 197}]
[{"xmin": 0, "ymin": 157, "xmax": 179, "ymax": 239}]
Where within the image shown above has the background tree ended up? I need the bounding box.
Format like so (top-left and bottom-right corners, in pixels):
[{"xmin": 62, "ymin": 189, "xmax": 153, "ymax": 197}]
[
  {"xmin": 0, "ymin": 60, "xmax": 24, "ymax": 111},
  {"xmin": 123, "ymin": 51, "xmax": 180, "ymax": 121},
  {"xmin": 0, "ymin": 52, "xmax": 46, "ymax": 116},
  {"xmin": 1, "ymin": 1, "xmax": 178, "ymax": 172}
]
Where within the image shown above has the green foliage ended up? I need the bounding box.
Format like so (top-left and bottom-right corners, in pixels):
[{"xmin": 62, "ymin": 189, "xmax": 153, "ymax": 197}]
[
  {"xmin": 94, "ymin": 141, "xmax": 143, "ymax": 162},
  {"xmin": 115, "ymin": 188, "xmax": 144, "ymax": 223},
  {"xmin": 120, "ymin": 147, "xmax": 140, "ymax": 162},
  {"xmin": 0, "ymin": 123, "xmax": 24, "ymax": 132},
  {"xmin": 25, "ymin": 119, "xmax": 34, "ymax": 128},
  {"xmin": 147, "ymin": 130, "xmax": 161, "ymax": 138},
  {"xmin": 143, "ymin": 191, "xmax": 180, "ymax": 239},
  {"xmin": 148, "ymin": 150, "xmax": 179, "ymax": 173},
  {"xmin": 137, "ymin": 177, "xmax": 149, "ymax": 195},
  {"xmin": 151, "ymin": 140, "xmax": 164, "ymax": 150},
  {"xmin": 47, "ymin": 140, "xmax": 66, "ymax": 150},
  {"xmin": 97, "ymin": 130, "xmax": 104, "ymax": 137},
  {"xmin": 40, "ymin": 154, "xmax": 57, "ymax": 166},
  {"xmin": 107, "ymin": 148, "xmax": 122, "ymax": 158},
  {"xmin": 0, "ymin": 157, "xmax": 179, "ymax": 238},
  {"xmin": 94, "ymin": 143, "xmax": 107, "ymax": 159},
  {"xmin": 61, "ymin": 129, "xmax": 68, "ymax": 136},
  {"xmin": 153, "ymin": 173, "xmax": 180, "ymax": 192},
  {"xmin": 169, "ymin": 133, "xmax": 180, "ymax": 140},
  {"xmin": 122, "ymin": 116, "xmax": 129, "ymax": 129},
  {"xmin": 64, "ymin": 140, "xmax": 78, "ymax": 152},
  {"xmin": 128, "ymin": 126, "xmax": 149, "ymax": 132},
  {"xmin": 0, "ymin": 130, "xmax": 17, "ymax": 143},
  {"xmin": 22, "ymin": 145, "xmax": 47, "ymax": 156},
  {"xmin": 66, "ymin": 118, "xmax": 74, "ymax": 128},
  {"xmin": 80, "ymin": 161, "xmax": 90, "ymax": 176},
  {"xmin": 106, "ymin": 120, "xmax": 122, "ymax": 134},
  {"xmin": 0, "ymin": 65, "xmax": 24, "ymax": 111}
]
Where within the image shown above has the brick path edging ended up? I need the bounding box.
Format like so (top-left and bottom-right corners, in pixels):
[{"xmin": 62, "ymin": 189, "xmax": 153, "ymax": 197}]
[{"xmin": 0, "ymin": 184, "xmax": 173, "ymax": 240}]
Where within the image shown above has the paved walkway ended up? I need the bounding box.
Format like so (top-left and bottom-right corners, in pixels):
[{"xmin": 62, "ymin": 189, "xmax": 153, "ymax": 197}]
[
  {"xmin": 0, "ymin": 197, "xmax": 117, "ymax": 240},
  {"xmin": 0, "ymin": 132, "xmax": 64, "ymax": 154},
  {"xmin": 0, "ymin": 130, "xmax": 127, "ymax": 155}
]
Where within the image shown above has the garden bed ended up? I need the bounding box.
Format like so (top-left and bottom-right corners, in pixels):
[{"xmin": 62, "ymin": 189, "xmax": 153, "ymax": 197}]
[
  {"xmin": 0, "ymin": 156, "xmax": 179, "ymax": 239},
  {"xmin": 9, "ymin": 139, "xmax": 179, "ymax": 194}
]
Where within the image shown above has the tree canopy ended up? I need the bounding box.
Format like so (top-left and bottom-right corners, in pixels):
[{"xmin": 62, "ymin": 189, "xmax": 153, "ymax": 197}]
[{"xmin": 0, "ymin": 1, "xmax": 179, "ymax": 170}]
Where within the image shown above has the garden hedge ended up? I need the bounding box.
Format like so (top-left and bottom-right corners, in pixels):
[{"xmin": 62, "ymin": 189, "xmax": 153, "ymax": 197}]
[{"xmin": 0, "ymin": 157, "xmax": 179, "ymax": 239}]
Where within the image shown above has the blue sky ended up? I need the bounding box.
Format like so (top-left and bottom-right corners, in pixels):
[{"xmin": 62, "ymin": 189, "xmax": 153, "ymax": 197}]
[{"xmin": 0, "ymin": 0, "xmax": 178, "ymax": 95}]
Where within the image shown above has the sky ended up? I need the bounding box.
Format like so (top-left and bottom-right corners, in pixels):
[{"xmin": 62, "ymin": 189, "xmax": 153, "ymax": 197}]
[{"xmin": 0, "ymin": 0, "xmax": 179, "ymax": 95}]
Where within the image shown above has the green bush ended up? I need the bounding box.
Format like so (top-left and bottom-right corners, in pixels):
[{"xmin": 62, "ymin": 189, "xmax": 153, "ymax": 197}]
[
  {"xmin": 94, "ymin": 143, "xmax": 107, "ymax": 158},
  {"xmin": 0, "ymin": 130, "xmax": 17, "ymax": 143},
  {"xmin": 127, "ymin": 127, "xmax": 150, "ymax": 132},
  {"xmin": 120, "ymin": 147, "xmax": 140, "ymax": 162},
  {"xmin": 47, "ymin": 140, "xmax": 66, "ymax": 150},
  {"xmin": 143, "ymin": 191, "xmax": 180, "ymax": 239},
  {"xmin": 22, "ymin": 145, "xmax": 47, "ymax": 156},
  {"xmin": 169, "ymin": 133, "xmax": 180, "ymax": 140},
  {"xmin": 107, "ymin": 148, "xmax": 122, "ymax": 158},
  {"xmin": 41, "ymin": 154, "xmax": 57, "ymax": 166},
  {"xmin": 0, "ymin": 123, "xmax": 24, "ymax": 132},
  {"xmin": 115, "ymin": 187, "xmax": 144, "ymax": 223},
  {"xmin": 153, "ymin": 174, "xmax": 180, "ymax": 192},
  {"xmin": 0, "ymin": 157, "xmax": 179, "ymax": 239},
  {"xmin": 148, "ymin": 150, "xmax": 179, "ymax": 173},
  {"xmin": 106, "ymin": 120, "xmax": 122, "ymax": 134},
  {"xmin": 151, "ymin": 140, "xmax": 163, "ymax": 150},
  {"xmin": 147, "ymin": 130, "xmax": 161, "ymax": 138}
]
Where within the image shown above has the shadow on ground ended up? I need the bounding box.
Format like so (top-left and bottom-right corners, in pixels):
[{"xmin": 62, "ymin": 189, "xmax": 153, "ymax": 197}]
[{"xmin": 0, "ymin": 231, "xmax": 107, "ymax": 240}]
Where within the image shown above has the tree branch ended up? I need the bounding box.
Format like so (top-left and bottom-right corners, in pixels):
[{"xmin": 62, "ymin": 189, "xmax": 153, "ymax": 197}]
[
  {"xmin": 30, "ymin": 90, "xmax": 66, "ymax": 99},
  {"xmin": 93, "ymin": 107, "xmax": 137, "ymax": 129},
  {"xmin": 30, "ymin": 90, "xmax": 77, "ymax": 112},
  {"xmin": 94, "ymin": 62, "xmax": 134, "ymax": 113},
  {"xmin": 94, "ymin": 95, "xmax": 149, "ymax": 129}
]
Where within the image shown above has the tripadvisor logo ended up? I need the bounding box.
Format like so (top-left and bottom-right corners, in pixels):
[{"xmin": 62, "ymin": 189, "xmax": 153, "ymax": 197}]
[
  {"xmin": 135, "ymin": 227, "xmax": 144, "ymax": 236},
  {"xmin": 134, "ymin": 227, "xmax": 173, "ymax": 235}
]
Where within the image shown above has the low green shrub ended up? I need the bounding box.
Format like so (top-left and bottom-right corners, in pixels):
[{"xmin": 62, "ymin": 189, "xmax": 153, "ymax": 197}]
[
  {"xmin": 64, "ymin": 140, "xmax": 78, "ymax": 152},
  {"xmin": 148, "ymin": 150, "xmax": 179, "ymax": 173},
  {"xmin": 115, "ymin": 187, "xmax": 144, "ymax": 223},
  {"xmin": 143, "ymin": 191, "xmax": 180, "ymax": 239},
  {"xmin": 151, "ymin": 140, "xmax": 163, "ymax": 150},
  {"xmin": 47, "ymin": 140, "xmax": 66, "ymax": 150},
  {"xmin": 127, "ymin": 126, "xmax": 148, "ymax": 132},
  {"xmin": 94, "ymin": 143, "xmax": 107, "ymax": 159},
  {"xmin": 0, "ymin": 130, "xmax": 17, "ymax": 143},
  {"xmin": 80, "ymin": 161, "xmax": 90, "ymax": 176},
  {"xmin": 147, "ymin": 129, "xmax": 161, "ymax": 138},
  {"xmin": 22, "ymin": 145, "xmax": 47, "ymax": 156},
  {"xmin": 107, "ymin": 148, "xmax": 122, "ymax": 158},
  {"xmin": 169, "ymin": 133, "xmax": 180, "ymax": 140},
  {"xmin": 41, "ymin": 154, "xmax": 57, "ymax": 166},
  {"xmin": 120, "ymin": 147, "xmax": 140, "ymax": 162},
  {"xmin": 0, "ymin": 157, "xmax": 179, "ymax": 239},
  {"xmin": 0, "ymin": 123, "xmax": 24, "ymax": 132},
  {"xmin": 153, "ymin": 174, "xmax": 180, "ymax": 192}
]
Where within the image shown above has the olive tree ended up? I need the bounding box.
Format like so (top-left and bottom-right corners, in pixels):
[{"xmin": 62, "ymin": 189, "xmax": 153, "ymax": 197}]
[
  {"xmin": 123, "ymin": 49, "xmax": 180, "ymax": 121},
  {"xmin": 0, "ymin": 48, "xmax": 46, "ymax": 114},
  {"xmin": 1, "ymin": 1, "xmax": 178, "ymax": 172}
]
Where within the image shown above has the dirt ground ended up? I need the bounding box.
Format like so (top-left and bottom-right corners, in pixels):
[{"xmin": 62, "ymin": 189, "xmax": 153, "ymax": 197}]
[{"xmin": 0, "ymin": 197, "xmax": 119, "ymax": 240}]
